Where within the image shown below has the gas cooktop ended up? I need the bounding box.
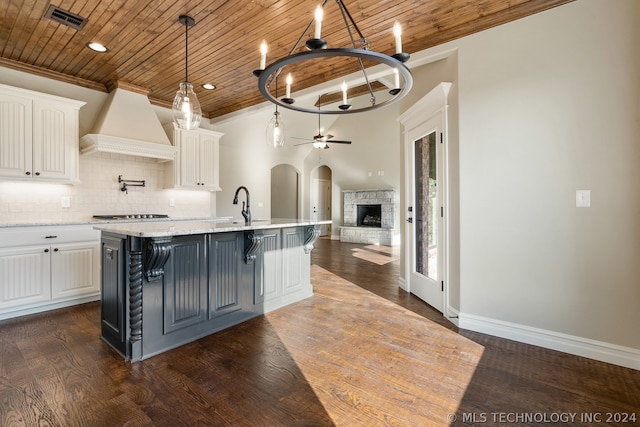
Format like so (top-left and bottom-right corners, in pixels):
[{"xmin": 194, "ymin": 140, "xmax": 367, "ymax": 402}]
[{"xmin": 92, "ymin": 214, "xmax": 170, "ymax": 221}]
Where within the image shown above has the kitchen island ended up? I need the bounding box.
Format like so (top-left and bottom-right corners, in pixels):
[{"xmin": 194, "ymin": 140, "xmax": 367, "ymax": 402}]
[{"xmin": 94, "ymin": 218, "xmax": 328, "ymax": 361}]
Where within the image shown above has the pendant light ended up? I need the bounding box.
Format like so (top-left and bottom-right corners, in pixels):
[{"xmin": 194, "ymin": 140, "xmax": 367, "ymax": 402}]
[
  {"xmin": 266, "ymin": 108, "xmax": 286, "ymax": 148},
  {"xmin": 172, "ymin": 15, "xmax": 202, "ymax": 130},
  {"xmin": 265, "ymin": 78, "xmax": 286, "ymax": 148}
]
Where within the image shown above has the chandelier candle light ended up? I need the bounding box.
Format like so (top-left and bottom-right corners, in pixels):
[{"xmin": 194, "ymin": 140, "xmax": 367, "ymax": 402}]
[
  {"xmin": 253, "ymin": 0, "xmax": 413, "ymax": 115},
  {"xmin": 172, "ymin": 15, "xmax": 202, "ymax": 130}
]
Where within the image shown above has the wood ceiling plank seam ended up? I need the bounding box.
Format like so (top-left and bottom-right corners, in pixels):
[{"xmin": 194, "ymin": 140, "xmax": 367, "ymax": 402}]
[
  {"xmin": 50, "ymin": 0, "xmax": 108, "ymax": 78},
  {"xmin": 71, "ymin": 0, "xmax": 164, "ymax": 81},
  {"xmin": 66, "ymin": 0, "xmax": 135, "ymax": 81},
  {"xmin": 144, "ymin": 0, "xmax": 280, "ymax": 94},
  {"xmin": 179, "ymin": 0, "xmax": 315, "ymax": 98},
  {"xmin": 31, "ymin": 0, "xmax": 83, "ymax": 69},
  {"xmin": 185, "ymin": 0, "xmax": 312, "ymax": 67},
  {"xmin": 32, "ymin": 25, "xmax": 77, "ymax": 71},
  {"xmin": 344, "ymin": 2, "xmax": 422, "ymax": 39},
  {"xmin": 116, "ymin": 1, "xmax": 228, "ymax": 89},
  {"xmin": 19, "ymin": 2, "xmax": 68, "ymax": 66},
  {"xmin": 0, "ymin": 0, "xmax": 16, "ymax": 57},
  {"xmin": 55, "ymin": 0, "xmax": 121, "ymax": 76},
  {"xmin": 403, "ymin": 0, "xmax": 573, "ymax": 54},
  {"xmin": 92, "ymin": 0, "xmax": 190, "ymax": 87},
  {"xmin": 1, "ymin": 0, "xmax": 28, "ymax": 59}
]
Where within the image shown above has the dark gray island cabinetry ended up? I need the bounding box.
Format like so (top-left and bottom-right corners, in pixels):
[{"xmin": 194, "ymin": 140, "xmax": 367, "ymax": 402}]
[{"xmin": 95, "ymin": 219, "xmax": 326, "ymax": 361}]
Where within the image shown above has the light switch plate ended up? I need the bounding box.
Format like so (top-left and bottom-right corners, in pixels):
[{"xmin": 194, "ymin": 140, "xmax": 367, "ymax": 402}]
[{"xmin": 576, "ymin": 190, "xmax": 590, "ymax": 207}]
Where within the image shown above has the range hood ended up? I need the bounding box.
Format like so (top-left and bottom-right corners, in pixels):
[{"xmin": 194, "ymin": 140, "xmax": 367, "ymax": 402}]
[{"xmin": 80, "ymin": 85, "xmax": 177, "ymax": 162}]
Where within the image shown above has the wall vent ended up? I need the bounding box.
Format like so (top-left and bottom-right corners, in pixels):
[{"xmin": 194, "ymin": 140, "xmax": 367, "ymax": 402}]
[{"xmin": 43, "ymin": 4, "xmax": 87, "ymax": 30}]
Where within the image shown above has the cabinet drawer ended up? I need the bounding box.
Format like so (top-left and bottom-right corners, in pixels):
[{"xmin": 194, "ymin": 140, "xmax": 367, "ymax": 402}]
[{"xmin": 0, "ymin": 225, "xmax": 100, "ymax": 248}]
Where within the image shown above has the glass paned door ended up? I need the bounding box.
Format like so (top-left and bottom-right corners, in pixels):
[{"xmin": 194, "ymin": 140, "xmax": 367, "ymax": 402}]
[{"xmin": 414, "ymin": 132, "xmax": 438, "ymax": 281}]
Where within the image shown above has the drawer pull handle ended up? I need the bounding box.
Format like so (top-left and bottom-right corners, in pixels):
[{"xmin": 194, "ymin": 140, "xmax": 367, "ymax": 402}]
[
  {"xmin": 45, "ymin": 235, "xmax": 58, "ymax": 239},
  {"xmin": 54, "ymin": 248, "xmax": 59, "ymax": 252},
  {"xmin": 44, "ymin": 249, "xmax": 49, "ymax": 253}
]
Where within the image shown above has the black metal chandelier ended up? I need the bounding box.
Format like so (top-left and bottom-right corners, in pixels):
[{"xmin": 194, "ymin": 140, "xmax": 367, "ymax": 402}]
[{"xmin": 254, "ymin": 0, "xmax": 413, "ymax": 115}]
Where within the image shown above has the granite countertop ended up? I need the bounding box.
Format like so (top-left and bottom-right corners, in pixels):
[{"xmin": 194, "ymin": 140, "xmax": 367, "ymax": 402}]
[
  {"xmin": 93, "ymin": 218, "xmax": 332, "ymax": 237},
  {"xmin": 0, "ymin": 217, "xmax": 233, "ymax": 229}
]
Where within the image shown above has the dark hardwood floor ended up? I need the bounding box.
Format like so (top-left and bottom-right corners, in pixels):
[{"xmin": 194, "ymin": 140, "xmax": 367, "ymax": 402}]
[{"xmin": 1, "ymin": 238, "xmax": 638, "ymax": 426}]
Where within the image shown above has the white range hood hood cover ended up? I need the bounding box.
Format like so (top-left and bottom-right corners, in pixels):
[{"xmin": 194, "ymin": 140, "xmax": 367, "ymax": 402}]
[{"xmin": 80, "ymin": 87, "xmax": 177, "ymax": 161}]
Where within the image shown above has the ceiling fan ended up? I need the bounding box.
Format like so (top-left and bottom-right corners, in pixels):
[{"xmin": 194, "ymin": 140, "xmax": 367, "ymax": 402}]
[{"xmin": 293, "ymin": 97, "xmax": 352, "ymax": 149}]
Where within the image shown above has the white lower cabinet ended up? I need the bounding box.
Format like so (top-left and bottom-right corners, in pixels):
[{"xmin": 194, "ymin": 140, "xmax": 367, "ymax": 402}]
[
  {"xmin": 0, "ymin": 245, "xmax": 51, "ymax": 309},
  {"xmin": 0, "ymin": 225, "xmax": 100, "ymax": 320}
]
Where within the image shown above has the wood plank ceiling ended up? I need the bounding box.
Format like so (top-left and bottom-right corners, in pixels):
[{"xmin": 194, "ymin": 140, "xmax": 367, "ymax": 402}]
[{"xmin": 0, "ymin": 0, "xmax": 574, "ymax": 119}]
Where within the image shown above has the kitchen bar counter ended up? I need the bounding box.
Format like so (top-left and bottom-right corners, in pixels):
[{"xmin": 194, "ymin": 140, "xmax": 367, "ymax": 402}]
[
  {"xmin": 93, "ymin": 218, "xmax": 327, "ymax": 237},
  {"xmin": 98, "ymin": 218, "xmax": 330, "ymax": 361},
  {"xmin": 0, "ymin": 216, "xmax": 233, "ymax": 228}
]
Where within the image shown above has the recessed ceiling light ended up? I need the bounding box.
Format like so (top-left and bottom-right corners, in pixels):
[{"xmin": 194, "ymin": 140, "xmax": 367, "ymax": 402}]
[
  {"xmin": 86, "ymin": 42, "xmax": 108, "ymax": 53},
  {"xmin": 201, "ymin": 83, "xmax": 216, "ymax": 90}
]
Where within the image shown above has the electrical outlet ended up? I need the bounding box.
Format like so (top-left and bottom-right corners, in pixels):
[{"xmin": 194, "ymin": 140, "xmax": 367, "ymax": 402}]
[
  {"xmin": 61, "ymin": 196, "xmax": 71, "ymax": 208},
  {"xmin": 576, "ymin": 190, "xmax": 590, "ymax": 207},
  {"xmin": 169, "ymin": 197, "xmax": 175, "ymax": 207}
]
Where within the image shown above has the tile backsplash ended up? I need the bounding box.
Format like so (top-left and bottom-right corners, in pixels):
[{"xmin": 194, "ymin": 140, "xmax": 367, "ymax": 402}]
[{"xmin": 0, "ymin": 152, "xmax": 212, "ymax": 224}]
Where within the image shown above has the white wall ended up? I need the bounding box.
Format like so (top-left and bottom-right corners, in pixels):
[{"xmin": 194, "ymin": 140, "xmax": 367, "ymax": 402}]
[
  {"xmin": 213, "ymin": 108, "xmax": 311, "ymax": 221},
  {"xmin": 413, "ymin": 0, "xmax": 640, "ymax": 357}
]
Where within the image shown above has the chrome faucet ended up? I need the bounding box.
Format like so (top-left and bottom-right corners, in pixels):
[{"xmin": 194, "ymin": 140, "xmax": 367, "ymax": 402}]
[{"xmin": 232, "ymin": 186, "xmax": 251, "ymax": 223}]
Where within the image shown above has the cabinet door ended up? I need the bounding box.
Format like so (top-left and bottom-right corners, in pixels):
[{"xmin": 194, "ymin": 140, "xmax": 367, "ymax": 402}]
[
  {"xmin": 255, "ymin": 230, "xmax": 281, "ymax": 304},
  {"xmin": 164, "ymin": 235, "xmax": 207, "ymax": 333},
  {"xmin": 32, "ymin": 101, "xmax": 77, "ymax": 181},
  {"xmin": 209, "ymin": 233, "xmax": 242, "ymax": 318},
  {"xmin": 0, "ymin": 93, "xmax": 32, "ymax": 178},
  {"xmin": 0, "ymin": 246, "xmax": 51, "ymax": 310},
  {"xmin": 179, "ymin": 132, "xmax": 201, "ymax": 188},
  {"xmin": 100, "ymin": 235, "xmax": 126, "ymax": 352},
  {"xmin": 198, "ymin": 133, "xmax": 220, "ymax": 190},
  {"xmin": 51, "ymin": 241, "xmax": 100, "ymax": 300},
  {"xmin": 282, "ymin": 227, "xmax": 305, "ymax": 295}
]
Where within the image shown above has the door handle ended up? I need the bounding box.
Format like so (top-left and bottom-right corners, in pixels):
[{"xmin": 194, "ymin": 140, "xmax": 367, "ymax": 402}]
[{"xmin": 406, "ymin": 218, "xmax": 413, "ymax": 223}]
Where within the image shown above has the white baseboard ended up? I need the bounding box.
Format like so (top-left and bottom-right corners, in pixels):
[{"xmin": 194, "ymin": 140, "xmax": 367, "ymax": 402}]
[
  {"xmin": 330, "ymin": 234, "xmax": 340, "ymax": 241},
  {"xmin": 0, "ymin": 294, "xmax": 100, "ymax": 321},
  {"xmin": 445, "ymin": 305, "xmax": 460, "ymax": 327},
  {"xmin": 458, "ymin": 313, "xmax": 640, "ymax": 371},
  {"xmin": 398, "ymin": 276, "xmax": 406, "ymax": 291}
]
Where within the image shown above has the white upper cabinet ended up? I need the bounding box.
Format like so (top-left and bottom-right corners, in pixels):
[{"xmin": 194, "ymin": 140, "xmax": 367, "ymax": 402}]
[
  {"xmin": 164, "ymin": 123, "xmax": 223, "ymax": 191},
  {"xmin": 0, "ymin": 84, "xmax": 85, "ymax": 183}
]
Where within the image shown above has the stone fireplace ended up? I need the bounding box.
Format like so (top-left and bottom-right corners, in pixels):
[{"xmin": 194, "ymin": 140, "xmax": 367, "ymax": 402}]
[{"xmin": 340, "ymin": 189, "xmax": 397, "ymax": 245}]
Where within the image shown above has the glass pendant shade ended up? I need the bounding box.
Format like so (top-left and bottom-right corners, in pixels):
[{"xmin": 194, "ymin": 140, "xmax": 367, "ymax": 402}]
[
  {"xmin": 265, "ymin": 110, "xmax": 286, "ymax": 148},
  {"xmin": 173, "ymin": 82, "xmax": 202, "ymax": 130}
]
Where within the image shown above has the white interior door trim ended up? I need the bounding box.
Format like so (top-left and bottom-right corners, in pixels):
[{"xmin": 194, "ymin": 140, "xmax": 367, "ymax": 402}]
[{"xmin": 398, "ymin": 82, "xmax": 453, "ymax": 317}]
